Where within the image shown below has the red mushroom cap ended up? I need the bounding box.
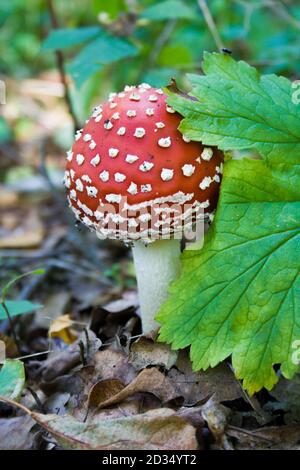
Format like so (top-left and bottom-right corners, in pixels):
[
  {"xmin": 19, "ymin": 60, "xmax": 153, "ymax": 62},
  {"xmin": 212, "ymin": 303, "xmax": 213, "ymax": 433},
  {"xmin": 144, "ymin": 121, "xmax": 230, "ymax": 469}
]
[{"xmin": 65, "ymin": 84, "xmax": 223, "ymax": 242}]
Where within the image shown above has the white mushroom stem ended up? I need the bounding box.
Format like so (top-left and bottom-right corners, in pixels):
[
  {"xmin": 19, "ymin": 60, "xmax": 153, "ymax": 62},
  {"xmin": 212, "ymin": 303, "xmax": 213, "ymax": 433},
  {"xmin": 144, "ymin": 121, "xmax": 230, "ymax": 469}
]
[{"xmin": 132, "ymin": 238, "xmax": 181, "ymax": 334}]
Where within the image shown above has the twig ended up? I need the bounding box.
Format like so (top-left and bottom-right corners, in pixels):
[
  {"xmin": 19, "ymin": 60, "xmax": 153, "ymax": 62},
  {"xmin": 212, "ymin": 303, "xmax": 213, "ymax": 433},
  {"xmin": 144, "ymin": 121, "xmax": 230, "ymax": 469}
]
[
  {"xmin": 46, "ymin": 0, "xmax": 80, "ymax": 131},
  {"xmin": 0, "ymin": 301, "xmax": 21, "ymax": 355},
  {"xmin": 198, "ymin": 0, "xmax": 224, "ymax": 51}
]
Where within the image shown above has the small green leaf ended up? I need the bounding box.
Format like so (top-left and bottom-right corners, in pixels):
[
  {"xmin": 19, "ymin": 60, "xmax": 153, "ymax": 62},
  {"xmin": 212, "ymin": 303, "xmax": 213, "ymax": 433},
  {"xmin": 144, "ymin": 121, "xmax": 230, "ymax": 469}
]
[
  {"xmin": 142, "ymin": 67, "xmax": 178, "ymax": 87},
  {"xmin": 142, "ymin": 0, "xmax": 194, "ymax": 21},
  {"xmin": 0, "ymin": 300, "xmax": 43, "ymax": 320},
  {"xmin": 157, "ymin": 159, "xmax": 300, "ymax": 394},
  {"xmin": 167, "ymin": 52, "xmax": 300, "ymax": 169},
  {"xmin": 42, "ymin": 26, "xmax": 102, "ymax": 51},
  {"xmin": 0, "ymin": 359, "xmax": 25, "ymax": 401}
]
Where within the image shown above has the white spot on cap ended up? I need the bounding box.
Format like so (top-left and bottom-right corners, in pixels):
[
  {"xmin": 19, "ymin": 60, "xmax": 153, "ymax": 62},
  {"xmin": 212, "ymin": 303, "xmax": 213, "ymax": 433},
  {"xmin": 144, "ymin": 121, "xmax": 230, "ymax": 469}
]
[
  {"xmin": 139, "ymin": 83, "xmax": 151, "ymax": 90},
  {"xmin": 82, "ymin": 216, "xmax": 93, "ymax": 226},
  {"xmin": 139, "ymin": 161, "xmax": 154, "ymax": 172},
  {"xmin": 201, "ymin": 147, "xmax": 213, "ymax": 161},
  {"xmin": 82, "ymin": 174, "xmax": 92, "ymax": 183},
  {"xmin": 118, "ymin": 92, "xmax": 126, "ymax": 98},
  {"xmin": 76, "ymin": 154, "xmax": 85, "ymax": 165},
  {"xmin": 166, "ymin": 105, "xmax": 175, "ymax": 113},
  {"xmin": 156, "ymin": 88, "xmax": 163, "ymax": 94},
  {"xmin": 78, "ymin": 200, "xmax": 93, "ymax": 216},
  {"xmin": 86, "ymin": 186, "xmax": 98, "ymax": 198},
  {"xmin": 89, "ymin": 140, "xmax": 96, "ymax": 150},
  {"xmin": 149, "ymin": 94, "xmax": 158, "ymax": 102},
  {"xmin": 130, "ymin": 92, "xmax": 140, "ymax": 101},
  {"xmin": 105, "ymin": 194, "xmax": 122, "ymax": 203},
  {"xmin": 146, "ymin": 108, "xmax": 154, "ymax": 116},
  {"xmin": 66, "ymin": 150, "xmax": 73, "ymax": 162},
  {"xmin": 75, "ymin": 179, "xmax": 84, "ymax": 192},
  {"xmin": 95, "ymin": 114, "xmax": 102, "ymax": 122},
  {"xmin": 83, "ymin": 134, "xmax": 92, "ymax": 142},
  {"xmin": 124, "ymin": 85, "xmax": 134, "ymax": 92},
  {"xmin": 117, "ymin": 126, "xmax": 126, "ymax": 136},
  {"xmin": 199, "ymin": 176, "xmax": 212, "ymax": 190},
  {"xmin": 70, "ymin": 169, "xmax": 75, "ymax": 180},
  {"xmin": 104, "ymin": 120, "xmax": 113, "ymax": 130},
  {"xmin": 200, "ymin": 199, "xmax": 210, "ymax": 209},
  {"xmin": 158, "ymin": 137, "xmax": 171, "ymax": 148},
  {"xmin": 75, "ymin": 129, "xmax": 82, "ymax": 141},
  {"xmin": 126, "ymin": 154, "xmax": 139, "ymax": 163},
  {"xmin": 109, "ymin": 148, "xmax": 119, "ymax": 158},
  {"xmin": 182, "ymin": 135, "xmax": 191, "ymax": 143},
  {"xmin": 182, "ymin": 164, "xmax": 195, "ymax": 177},
  {"xmin": 127, "ymin": 110, "xmax": 136, "ymax": 117},
  {"xmin": 111, "ymin": 112, "xmax": 120, "ymax": 120},
  {"xmin": 114, "ymin": 172, "xmax": 126, "ymax": 182},
  {"xmin": 128, "ymin": 218, "xmax": 138, "ymax": 227},
  {"xmin": 161, "ymin": 168, "xmax": 174, "ymax": 181},
  {"xmin": 155, "ymin": 122, "xmax": 165, "ymax": 129},
  {"xmin": 70, "ymin": 189, "xmax": 77, "ymax": 200},
  {"xmin": 110, "ymin": 102, "xmax": 117, "ymax": 109},
  {"xmin": 214, "ymin": 174, "xmax": 221, "ymax": 183},
  {"xmin": 109, "ymin": 92, "xmax": 117, "ymax": 100},
  {"xmin": 92, "ymin": 106, "xmax": 102, "ymax": 117},
  {"xmin": 141, "ymin": 184, "xmax": 152, "ymax": 193},
  {"xmin": 134, "ymin": 127, "xmax": 146, "ymax": 138},
  {"xmin": 63, "ymin": 172, "xmax": 71, "ymax": 188},
  {"xmin": 91, "ymin": 154, "xmax": 100, "ymax": 167},
  {"xmin": 99, "ymin": 170, "xmax": 109, "ymax": 182},
  {"xmin": 139, "ymin": 213, "xmax": 151, "ymax": 222},
  {"xmin": 94, "ymin": 210, "xmax": 104, "ymax": 220},
  {"xmin": 127, "ymin": 182, "xmax": 138, "ymax": 195}
]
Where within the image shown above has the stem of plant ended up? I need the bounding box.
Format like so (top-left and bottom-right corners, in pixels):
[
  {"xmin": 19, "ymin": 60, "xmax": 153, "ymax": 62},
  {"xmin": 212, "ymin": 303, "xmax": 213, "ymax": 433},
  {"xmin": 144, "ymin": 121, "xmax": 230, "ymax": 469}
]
[
  {"xmin": 132, "ymin": 238, "xmax": 181, "ymax": 334},
  {"xmin": 1, "ymin": 301, "xmax": 21, "ymax": 355}
]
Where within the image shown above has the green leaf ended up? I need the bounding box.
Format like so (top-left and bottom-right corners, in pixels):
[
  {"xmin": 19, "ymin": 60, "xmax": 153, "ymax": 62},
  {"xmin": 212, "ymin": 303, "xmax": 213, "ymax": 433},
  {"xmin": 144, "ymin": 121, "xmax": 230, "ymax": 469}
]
[
  {"xmin": 68, "ymin": 33, "xmax": 138, "ymax": 87},
  {"xmin": 0, "ymin": 300, "xmax": 43, "ymax": 320},
  {"xmin": 142, "ymin": 67, "xmax": 178, "ymax": 87},
  {"xmin": 141, "ymin": 0, "xmax": 194, "ymax": 21},
  {"xmin": 42, "ymin": 26, "xmax": 102, "ymax": 51},
  {"xmin": 0, "ymin": 359, "xmax": 25, "ymax": 401},
  {"xmin": 167, "ymin": 52, "xmax": 300, "ymax": 169},
  {"xmin": 157, "ymin": 158, "xmax": 300, "ymax": 394}
]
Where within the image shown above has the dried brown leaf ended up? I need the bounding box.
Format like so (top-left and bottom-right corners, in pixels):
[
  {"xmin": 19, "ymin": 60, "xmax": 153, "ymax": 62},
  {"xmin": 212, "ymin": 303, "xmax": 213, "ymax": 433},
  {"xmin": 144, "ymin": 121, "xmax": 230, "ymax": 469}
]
[{"xmin": 129, "ymin": 337, "xmax": 177, "ymax": 371}]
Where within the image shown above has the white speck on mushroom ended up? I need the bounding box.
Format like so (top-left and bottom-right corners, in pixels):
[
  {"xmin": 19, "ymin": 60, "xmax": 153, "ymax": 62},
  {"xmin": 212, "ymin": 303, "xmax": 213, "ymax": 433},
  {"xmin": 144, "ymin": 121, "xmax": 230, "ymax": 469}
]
[
  {"xmin": 117, "ymin": 126, "xmax": 126, "ymax": 136},
  {"xmin": 158, "ymin": 137, "xmax": 171, "ymax": 148},
  {"xmin": 128, "ymin": 218, "xmax": 138, "ymax": 227},
  {"xmin": 201, "ymin": 147, "xmax": 213, "ymax": 161},
  {"xmin": 219, "ymin": 162, "xmax": 224, "ymax": 174},
  {"xmin": 139, "ymin": 161, "xmax": 154, "ymax": 172},
  {"xmin": 156, "ymin": 88, "xmax": 163, "ymax": 94},
  {"xmin": 83, "ymin": 133, "xmax": 92, "ymax": 142},
  {"xmin": 111, "ymin": 112, "xmax": 120, "ymax": 120},
  {"xmin": 86, "ymin": 186, "xmax": 98, "ymax": 197},
  {"xmin": 66, "ymin": 150, "xmax": 73, "ymax": 161},
  {"xmin": 109, "ymin": 148, "xmax": 119, "ymax": 158},
  {"xmin": 161, "ymin": 168, "xmax": 174, "ymax": 181},
  {"xmin": 139, "ymin": 213, "xmax": 151, "ymax": 222},
  {"xmin": 146, "ymin": 108, "xmax": 154, "ymax": 116},
  {"xmin": 70, "ymin": 169, "xmax": 75, "ymax": 180},
  {"xmin": 182, "ymin": 135, "xmax": 191, "ymax": 143},
  {"xmin": 214, "ymin": 174, "xmax": 221, "ymax": 183},
  {"xmin": 104, "ymin": 120, "xmax": 113, "ymax": 130},
  {"xmin": 89, "ymin": 140, "xmax": 96, "ymax": 150},
  {"xmin": 109, "ymin": 92, "xmax": 117, "ymax": 101},
  {"xmin": 75, "ymin": 178, "xmax": 84, "ymax": 192},
  {"xmin": 70, "ymin": 189, "xmax": 77, "ymax": 200},
  {"xmin": 94, "ymin": 210, "xmax": 104, "ymax": 220},
  {"xmin": 92, "ymin": 106, "xmax": 102, "ymax": 117},
  {"xmin": 82, "ymin": 216, "xmax": 93, "ymax": 226},
  {"xmin": 78, "ymin": 199, "xmax": 94, "ymax": 216},
  {"xmin": 126, "ymin": 154, "xmax": 139, "ymax": 163},
  {"xmin": 71, "ymin": 206, "xmax": 81, "ymax": 219},
  {"xmin": 63, "ymin": 172, "xmax": 71, "ymax": 188},
  {"xmin": 114, "ymin": 172, "xmax": 126, "ymax": 182},
  {"xmin": 91, "ymin": 154, "xmax": 100, "ymax": 167},
  {"xmin": 99, "ymin": 170, "xmax": 109, "ymax": 182},
  {"xmin": 149, "ymin": 94, "xmax": 158, "ymax": 102},
  {"xmin": 109, "ymin": 102, "xmax": 117, "ymax": 109},
  {"xmin": 130, "ymin": 92, "xmax": 140, "ymax": 101},
  {"xmin": 155, "ymin": 122, "xmax": 165, "ymax": 129},
  {"xmin": 82, "ymin": 174, "xmax": 92, "ymax": 183},
  {"xmin": 95, "ymin": 114, "xmax": 102, "ymax": 122},
  {"xmin": 105, "ymin": 194, "xmax": 122, "ymax": 203},
  {"xmin": 195, "ymin": 157, "xmax": 201, "ymax": 164},
  {"xmin": 141, "ymin": 184, "xmax": 152, "ymax": 193},
  {"xmin": 199, "ymin": 176, "xmax": 212, "ymax": 190},
  {"xmin": 75, "ymin": 129, "xmax": 82, "ymax": 141},
  {"xmin": 127, "ymin": 110, "xmax": 136, "ymax": 117},
  {"xmin": 166, "ymin": 105, "xmax": 175, "ymax": 113},
  {"xmin": 200, "ymin": 199, "xmax": 210, "ymax": 209},
  {"xmin": 127, "ymin": 182, "xmax": 138, "ymax": 195},
  {"xmin": 118, "ymin": 92, "xmax": 126, "ymax": 98},
  {"xmin": 134, "ymin": 127, "xmax": 146, "ymax": 138},
  {"xmin": 124, "ymin": 85, "xmax": 134, "ymax": 92},
  {"xmin": 76, "ymin": 154, "xmax": 85, "ymax": 165},
  {"xmin": 139, "ymin": 83, "xmax": 151, "ymax": 90},
  {"xmin": 182, "ymin": 164, "xmax": 195, "ymax": 177}
]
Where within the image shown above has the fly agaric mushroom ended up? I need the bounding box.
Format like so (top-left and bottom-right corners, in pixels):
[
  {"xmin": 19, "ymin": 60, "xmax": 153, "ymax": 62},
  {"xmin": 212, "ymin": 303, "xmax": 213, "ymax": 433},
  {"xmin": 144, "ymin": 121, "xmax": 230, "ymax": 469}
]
[{"xmin": 65, "ymin": 84, "xmax": 223, "ymax": 333}]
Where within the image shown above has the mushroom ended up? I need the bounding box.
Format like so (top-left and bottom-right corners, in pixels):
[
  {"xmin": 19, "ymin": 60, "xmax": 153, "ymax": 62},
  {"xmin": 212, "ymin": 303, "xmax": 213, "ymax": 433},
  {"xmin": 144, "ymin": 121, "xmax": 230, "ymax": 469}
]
[{"xmin": 65, "ymin": 84, "xmax": 223, "ymax": 333}]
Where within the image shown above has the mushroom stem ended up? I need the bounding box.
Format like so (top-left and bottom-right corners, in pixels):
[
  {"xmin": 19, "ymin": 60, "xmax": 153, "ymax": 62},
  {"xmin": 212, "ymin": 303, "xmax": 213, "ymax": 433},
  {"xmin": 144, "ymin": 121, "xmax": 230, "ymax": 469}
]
[{"xmin": 132, "ymin": 238, "xmax": 181, "ymax": 334}]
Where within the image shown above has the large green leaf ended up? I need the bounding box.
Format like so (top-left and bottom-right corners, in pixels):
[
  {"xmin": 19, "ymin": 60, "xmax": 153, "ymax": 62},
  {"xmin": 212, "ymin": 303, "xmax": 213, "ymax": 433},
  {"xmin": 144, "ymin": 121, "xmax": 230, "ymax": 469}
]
[
  {"xmin": 167, "ymin": 52, "xmax": 300, "ymax": 169},
  {"xmin": 42, "ymin": 26, "xmax": 102, "ymax": 51},
  {"xmin": 157, "ymin": 159, "xmax": 300, "ymax": 394},
  {"xmin": 141, "ymin": 0, "xmax": 194, "ymax": 21},
  {"xmin": 0, "ymin": 359, "xmax": 25, "ymax": 401},
  {"xmin": 0, "ymin": 300, "xmax": 42, "ymax": 320},
  {"xmin": 68, "ymin": 33, "xmax": 138, "ymax": 87}
]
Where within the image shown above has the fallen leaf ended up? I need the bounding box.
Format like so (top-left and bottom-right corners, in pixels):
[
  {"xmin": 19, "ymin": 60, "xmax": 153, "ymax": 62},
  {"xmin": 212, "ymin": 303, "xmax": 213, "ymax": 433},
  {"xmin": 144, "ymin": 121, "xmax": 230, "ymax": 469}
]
[
  {"xmin": 0, "ymin": 209, "xmax": 44, "ymax": 248},
  {"xmin": 228, "ymin": 424, "xmax": 300, "ymax": 450},
  {"xmin": 129, "ymin": 337, "xmax": 177, "ymax": 371},
  {"xmin": 0, "ymin": 415, "xmax": 36, "ymax": 450},
  {"xmin": 88, "ymin": 379, "xmax": 125, "ymax": 409},
  {"xmin": 201, "ymin": 398, "xmax": 232, "ymax": 449},
  {"xmin": 49, "ymin": 314, "xmax": 78, "ymax": 344},
  {"xmin": 0, "ymin": 359, "xmax": 25, "ymax": 401}
]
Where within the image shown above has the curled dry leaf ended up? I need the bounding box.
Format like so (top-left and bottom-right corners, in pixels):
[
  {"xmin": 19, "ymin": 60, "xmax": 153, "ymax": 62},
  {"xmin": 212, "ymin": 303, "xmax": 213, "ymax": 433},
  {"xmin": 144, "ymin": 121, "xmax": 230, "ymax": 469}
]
[
  {"xmin": 201, "ymin": 398, "xmax": 232, "ymax": 449},
  {"xmin": 48, "ymin": 314, "xmax": 78, "ymax": 344},
  {"xmin": 129, "ymin": 337, "xmax": 177, "ymax": 371}
]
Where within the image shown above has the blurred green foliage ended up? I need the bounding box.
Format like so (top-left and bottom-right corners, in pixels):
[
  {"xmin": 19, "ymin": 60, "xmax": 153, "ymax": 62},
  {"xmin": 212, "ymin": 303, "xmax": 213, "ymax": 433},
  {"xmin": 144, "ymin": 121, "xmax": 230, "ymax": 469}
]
[{"xmin": 1, "ymin": 0, "xmax": 300, "ymax": 122}]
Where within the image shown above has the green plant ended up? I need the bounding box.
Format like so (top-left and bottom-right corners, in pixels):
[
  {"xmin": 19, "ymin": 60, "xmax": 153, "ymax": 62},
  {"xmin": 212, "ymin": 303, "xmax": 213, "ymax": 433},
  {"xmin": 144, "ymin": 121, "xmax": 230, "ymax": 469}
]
[{"xmin": 157, "ymin": 52, "xmax": 300, "ymax": 394}]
